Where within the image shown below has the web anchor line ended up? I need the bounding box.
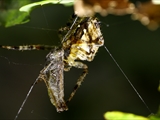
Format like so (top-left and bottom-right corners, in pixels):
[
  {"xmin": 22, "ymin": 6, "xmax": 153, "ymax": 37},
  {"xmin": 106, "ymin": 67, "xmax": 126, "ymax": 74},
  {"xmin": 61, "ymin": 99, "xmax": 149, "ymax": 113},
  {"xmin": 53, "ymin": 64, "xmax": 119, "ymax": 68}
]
[
  {"xmin": 103, "ymin": 44, "xmax": 153, "ymax": 115},
  {"xmin": 14, "ymin": 77, "xmax": 39, "ymax": 120}
]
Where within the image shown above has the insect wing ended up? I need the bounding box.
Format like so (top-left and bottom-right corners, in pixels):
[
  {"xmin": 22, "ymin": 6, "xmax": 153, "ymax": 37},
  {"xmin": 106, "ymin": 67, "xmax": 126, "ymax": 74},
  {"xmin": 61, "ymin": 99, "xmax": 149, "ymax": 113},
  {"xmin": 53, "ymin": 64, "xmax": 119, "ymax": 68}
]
[{"xmin": 39, "ymin": 47, "xmax": 68, "ymax": 112}]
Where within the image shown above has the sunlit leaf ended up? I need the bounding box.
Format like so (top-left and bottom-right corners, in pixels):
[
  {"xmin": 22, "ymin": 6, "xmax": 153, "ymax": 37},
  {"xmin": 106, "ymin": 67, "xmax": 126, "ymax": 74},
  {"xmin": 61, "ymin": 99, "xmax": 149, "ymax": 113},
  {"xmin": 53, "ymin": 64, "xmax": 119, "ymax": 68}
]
[
  {"xmin": 149, "ymin": 107, "xmax": 160, "ymax": 120},
  {"xmin": 104, "ymin": 111, "xmax": 149, "ymax": 120},
  {"xmin": 0, "ymin": 0, "xmax": 74, "ymax": 27},
  {"xmin": 104, "ymin": 109, "xmax": 160, "ymax": 120},
  {"xmin": 20, "ymin": 0, "xmax": 74, "ymax": 12}
]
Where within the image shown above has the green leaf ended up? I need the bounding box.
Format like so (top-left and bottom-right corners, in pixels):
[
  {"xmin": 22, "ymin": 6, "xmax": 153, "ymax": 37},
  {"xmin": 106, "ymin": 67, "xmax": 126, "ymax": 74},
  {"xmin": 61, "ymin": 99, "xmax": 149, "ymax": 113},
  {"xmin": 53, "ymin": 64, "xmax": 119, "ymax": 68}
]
[
  {"xmin": 20, "ymin": 0, "xmax": 74, "ymax": 13},
  {"xmin": 104, "ymin": 111, "xmax": 149, "ymax": 120},
  {"xmin": 0, "ymin": 0, "xmax": 74, "ymax": 27},
  {"xmin": 149, "ymin": 106, "xmax": 160, "ymax": 120},
  {"xmin": 2, "ymin": 10, "xmax": 30, "ymax": 27},
  {"xmin": 0, "ymin": 0, "xmax": 31, "ymax": 27}
]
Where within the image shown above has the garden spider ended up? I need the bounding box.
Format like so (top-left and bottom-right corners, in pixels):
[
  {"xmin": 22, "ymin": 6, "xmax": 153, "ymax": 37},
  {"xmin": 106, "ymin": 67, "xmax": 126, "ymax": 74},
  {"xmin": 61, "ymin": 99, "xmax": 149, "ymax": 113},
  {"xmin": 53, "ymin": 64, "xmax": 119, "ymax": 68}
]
[{"xmin": 0, "ymin": 14, "xmax": 104, "ymax": 119}]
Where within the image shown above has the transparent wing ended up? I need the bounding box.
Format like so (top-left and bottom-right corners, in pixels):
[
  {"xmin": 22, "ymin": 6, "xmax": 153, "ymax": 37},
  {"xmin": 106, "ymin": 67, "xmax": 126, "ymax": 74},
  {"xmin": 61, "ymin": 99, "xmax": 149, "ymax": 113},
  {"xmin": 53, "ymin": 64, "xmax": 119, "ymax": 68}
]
[{"xmin": 38, "ymin": 47, "xmax": 68, "ymax": 112}]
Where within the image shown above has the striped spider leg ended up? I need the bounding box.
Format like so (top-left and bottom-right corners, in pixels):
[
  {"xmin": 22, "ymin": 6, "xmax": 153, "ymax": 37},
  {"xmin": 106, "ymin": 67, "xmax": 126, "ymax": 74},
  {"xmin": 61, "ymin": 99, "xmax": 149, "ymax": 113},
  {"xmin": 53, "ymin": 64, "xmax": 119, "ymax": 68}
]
[
  {"xmin": 1, "ymin": 44, "xmax": 68, "ymax": 120},
  {"xmin": 1, "ymin": 45, "xmax": 67, "ymax": 110},
  {"xmin": 0, "ymin": 14, "xmax": 104, "ymax": 119},
  {"xmin": 61, "ymin": 16, "xmax": 104, "ymax": 103}
]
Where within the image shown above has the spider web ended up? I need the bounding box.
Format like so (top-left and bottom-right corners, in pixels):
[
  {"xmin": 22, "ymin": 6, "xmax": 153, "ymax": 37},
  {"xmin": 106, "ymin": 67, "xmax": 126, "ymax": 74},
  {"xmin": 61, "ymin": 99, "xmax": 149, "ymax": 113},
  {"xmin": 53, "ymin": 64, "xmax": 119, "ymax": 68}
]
[{"xmin": 0, "ymin": 4, "xmax": 159, "ymax": 120}]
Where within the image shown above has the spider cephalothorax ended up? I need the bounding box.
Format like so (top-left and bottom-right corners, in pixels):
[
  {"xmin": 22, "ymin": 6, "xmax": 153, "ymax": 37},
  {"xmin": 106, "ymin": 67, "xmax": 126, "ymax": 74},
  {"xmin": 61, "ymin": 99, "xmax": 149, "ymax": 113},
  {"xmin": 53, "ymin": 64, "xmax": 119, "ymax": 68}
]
[
  {"xmin": 0, "ymin": 14, "xmax": 104, "ymax": 116},
  {"xmin": 61, "ymin": 16, "xmax": 104, "ymax": 103},
  {"xmin": 63, "ymin": 17, "xmax": 104, "ymax": 63}
]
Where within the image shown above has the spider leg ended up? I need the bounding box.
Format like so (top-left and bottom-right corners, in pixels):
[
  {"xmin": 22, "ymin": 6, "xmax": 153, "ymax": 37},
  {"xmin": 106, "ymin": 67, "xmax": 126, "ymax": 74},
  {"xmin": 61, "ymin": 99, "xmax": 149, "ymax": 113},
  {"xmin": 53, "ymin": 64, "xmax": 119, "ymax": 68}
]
[
  {"xmin": 58, "ymin": 27, "xmax": 69, "ymax": 42},
  {"xmin": 58, "ymin": 14, "xmax": 77, "ymax": 42},
  {"xmin": 66, "ymin": 61, "xmax": 88, "ymax": 103},
  {"xmin": 0, "ymin": 45, "xmax": 55, "ymax": 51},
  {"xmin": 64, "ymin": 63, "xmax": 72, "ymax": 71}
]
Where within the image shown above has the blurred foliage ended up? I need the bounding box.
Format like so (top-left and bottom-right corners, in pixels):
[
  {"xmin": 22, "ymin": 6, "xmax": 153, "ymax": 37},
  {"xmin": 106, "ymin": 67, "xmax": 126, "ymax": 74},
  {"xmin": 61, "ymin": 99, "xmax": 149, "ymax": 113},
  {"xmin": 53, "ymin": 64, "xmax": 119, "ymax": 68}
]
[
  {"xmin": 104, "ymin": 111, "xmax": 149, "ymax": 120},
  {"xmin": 19, "ymin": 0, "xmax": 73, "ymax": 12},
  {"xmin": 104, "ymin": 109, "xmax": 160, "ymax": 120},
  {"xmin": 0, "ymin": 0, "xmax": 73, "ymax": 27},
  {"xmin": 149, "ymin": 107, "xmax": 160, "ymax": 120},
  {"xmin": 0, "ymin": 0, "xmax": 31, "ymax": 27}
]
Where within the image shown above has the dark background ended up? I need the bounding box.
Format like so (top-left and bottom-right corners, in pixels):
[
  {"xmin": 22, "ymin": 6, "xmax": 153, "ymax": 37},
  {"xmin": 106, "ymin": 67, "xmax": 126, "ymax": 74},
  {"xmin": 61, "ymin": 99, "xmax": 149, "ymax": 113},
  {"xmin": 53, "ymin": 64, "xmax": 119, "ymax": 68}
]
[{"xmin": 0, "ymin": 3, "xmax": 160, "ymax": 120}]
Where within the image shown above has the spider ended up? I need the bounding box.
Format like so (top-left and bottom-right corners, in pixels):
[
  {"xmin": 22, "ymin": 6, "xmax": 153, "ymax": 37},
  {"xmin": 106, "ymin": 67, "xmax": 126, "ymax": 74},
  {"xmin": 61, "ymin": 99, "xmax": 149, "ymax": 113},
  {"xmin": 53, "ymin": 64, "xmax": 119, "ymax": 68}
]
[{"xmin": 0, "ymin": 14, "xmax": 104, "ymax": 118}]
